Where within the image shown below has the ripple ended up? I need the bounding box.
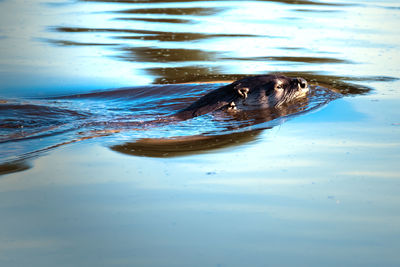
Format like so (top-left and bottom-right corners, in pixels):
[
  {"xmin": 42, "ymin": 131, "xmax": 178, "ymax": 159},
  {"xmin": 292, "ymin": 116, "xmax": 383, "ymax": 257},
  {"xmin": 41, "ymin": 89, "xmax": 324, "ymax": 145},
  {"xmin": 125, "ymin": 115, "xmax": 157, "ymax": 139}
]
[
  {"xmin": 223, "ymin": 56, "xmax": 350, "ymax": 64},
  {"xmin": 254, "ymin": 0, "xmax": 354, "ymax": 6},
  {"xmin": 42, "ymin": 38, "xmax": 117, "ymax": 47},
  {"xmin": 114, "ymin": 7, "xmax": 225, "ymax": 16},
  {"xmin": 115, "ymin": 17, "xmax": 193, "ymax": 24},
  {"xmin": 50, "ymin": 26, "xmax": 258, "ymax": 42},
  {"xmin": 117, "ymin": 47, "xmax": 219, "ymax": 62},
  {"xmin": 0, "ymin": 100, "xmax": 89, "ymax": 143}
]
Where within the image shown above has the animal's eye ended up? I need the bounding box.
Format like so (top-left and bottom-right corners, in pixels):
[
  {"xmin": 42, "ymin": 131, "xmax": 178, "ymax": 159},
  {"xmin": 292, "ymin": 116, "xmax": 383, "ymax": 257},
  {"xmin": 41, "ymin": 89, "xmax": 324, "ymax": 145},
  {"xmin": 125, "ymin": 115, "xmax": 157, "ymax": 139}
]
[{"xmin": 276, "ymin": 85, "xmax": 283, "ymax": 90}]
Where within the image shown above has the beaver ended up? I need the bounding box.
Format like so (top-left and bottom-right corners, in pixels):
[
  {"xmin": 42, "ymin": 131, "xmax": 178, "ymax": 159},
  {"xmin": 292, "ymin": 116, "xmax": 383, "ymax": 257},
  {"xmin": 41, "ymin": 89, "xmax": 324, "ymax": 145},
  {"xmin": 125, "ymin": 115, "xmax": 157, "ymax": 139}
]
[{"xmin": 173, "ymin": 74, "xmax": 309, "ymax": 120}]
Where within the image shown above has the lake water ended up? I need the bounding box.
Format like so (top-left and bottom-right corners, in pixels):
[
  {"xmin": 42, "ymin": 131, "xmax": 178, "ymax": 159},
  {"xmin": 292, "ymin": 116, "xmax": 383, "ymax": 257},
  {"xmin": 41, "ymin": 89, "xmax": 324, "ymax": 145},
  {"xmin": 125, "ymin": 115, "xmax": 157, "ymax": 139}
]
[{"xmin": 1, "ymin": 0, "xmax": 400, "ymax": 266}]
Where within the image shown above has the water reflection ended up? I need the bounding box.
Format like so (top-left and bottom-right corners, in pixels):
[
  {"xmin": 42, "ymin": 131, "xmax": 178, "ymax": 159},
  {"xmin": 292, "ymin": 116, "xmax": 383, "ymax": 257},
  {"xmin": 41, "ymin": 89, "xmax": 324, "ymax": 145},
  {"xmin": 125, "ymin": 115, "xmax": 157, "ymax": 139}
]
[
  {"xmin": 294, "ymin": 8, "xmax": 341, "ymax": 13},
  {"xmin": 80, "ymin": 0, "xmax": 229, "ymax": 3},
  {"xmin": 42, "ymin": 38, "xmax": 117, "ymax": 47},
  {"xmin": 115, "ymin": 7, "xmax": 225, "ymax": 16},
  {"xmin": 0, "ymin": 161, "xmax": 31, "ymax": 176},
  {"xmin": 255, "ymin": 0, "xmax": 352, "ymax": 5},
  {"xmin": 44, "ymin": 0, "xmax": 396, "ymax": 98},
  {"xmin": 80, "ymin": 0, "xmax": 349, "ymax": 5},
  {"xmin": 147, "ymin": 66, "xmax": 225, "ymax": 84},
  {"xmin": 111, "ymin": 130, "xmax": 263, "ymax": 158},
  {"xmin": 51, "ymin": 26, "xmax": 257, "ymax": 42},
  {"xmin": 223, "ymin": 56, "xmax": 350, "ymax": 64},
  {"xmin": 115, "ymin": 17, "xmax": 193, "ymax": 24},
  {"xmin": 117, "ymin": 47, "xmax": 218, "ymax": 62}
]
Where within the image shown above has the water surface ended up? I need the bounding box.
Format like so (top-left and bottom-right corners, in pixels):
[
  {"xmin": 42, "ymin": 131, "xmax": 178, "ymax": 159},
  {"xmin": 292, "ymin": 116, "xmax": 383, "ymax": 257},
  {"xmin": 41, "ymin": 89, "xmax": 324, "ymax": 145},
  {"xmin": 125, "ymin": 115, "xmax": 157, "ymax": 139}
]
[{"xmin": 1, "ymin": 0, "xmax": 400, "ymax": 266}]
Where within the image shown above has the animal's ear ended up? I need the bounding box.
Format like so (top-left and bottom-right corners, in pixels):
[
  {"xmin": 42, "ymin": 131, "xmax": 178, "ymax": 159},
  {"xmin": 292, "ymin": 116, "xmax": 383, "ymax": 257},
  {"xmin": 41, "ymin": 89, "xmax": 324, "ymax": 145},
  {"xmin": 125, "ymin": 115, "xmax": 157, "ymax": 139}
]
[{"xmin": 234, "ymin": 83, "xmax": 249, "ymax": 99}]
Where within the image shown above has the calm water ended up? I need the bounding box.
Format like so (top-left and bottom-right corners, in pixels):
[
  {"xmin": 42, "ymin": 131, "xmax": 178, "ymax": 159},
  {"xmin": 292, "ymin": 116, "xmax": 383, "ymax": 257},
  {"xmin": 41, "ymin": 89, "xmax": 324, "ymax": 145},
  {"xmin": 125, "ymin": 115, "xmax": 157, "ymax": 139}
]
[{"xmin": 1, "ymin": 0, "xmax": 400, "ymax": 266}]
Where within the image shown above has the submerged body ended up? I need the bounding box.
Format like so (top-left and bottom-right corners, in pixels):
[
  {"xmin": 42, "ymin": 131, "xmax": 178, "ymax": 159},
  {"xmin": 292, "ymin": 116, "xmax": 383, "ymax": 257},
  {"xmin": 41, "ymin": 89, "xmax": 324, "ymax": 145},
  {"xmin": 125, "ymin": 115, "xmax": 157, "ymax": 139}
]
[{"xmin": 174, "ymin": 74, "xmax": 309, "ymax": 120}]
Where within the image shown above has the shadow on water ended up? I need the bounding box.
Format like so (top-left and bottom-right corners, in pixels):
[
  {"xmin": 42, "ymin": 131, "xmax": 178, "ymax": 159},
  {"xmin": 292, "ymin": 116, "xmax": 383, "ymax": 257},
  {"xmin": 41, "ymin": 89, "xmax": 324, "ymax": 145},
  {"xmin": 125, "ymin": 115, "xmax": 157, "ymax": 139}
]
[
  {"xmin": 111, "ymin": 130, "xmax": 263, "ymax": 158},
  {"xmin": 0, "ymin": 161, "xmax": 31, "ymax": 176}
]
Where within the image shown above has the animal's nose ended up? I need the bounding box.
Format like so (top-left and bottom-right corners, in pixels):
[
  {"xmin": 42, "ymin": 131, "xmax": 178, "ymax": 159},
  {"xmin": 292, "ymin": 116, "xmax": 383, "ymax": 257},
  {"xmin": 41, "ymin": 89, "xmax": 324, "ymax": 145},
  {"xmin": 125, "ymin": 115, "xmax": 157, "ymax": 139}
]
[{"xmin": 297, "ymin": 78, "xmax": 308, "ymax": 89}]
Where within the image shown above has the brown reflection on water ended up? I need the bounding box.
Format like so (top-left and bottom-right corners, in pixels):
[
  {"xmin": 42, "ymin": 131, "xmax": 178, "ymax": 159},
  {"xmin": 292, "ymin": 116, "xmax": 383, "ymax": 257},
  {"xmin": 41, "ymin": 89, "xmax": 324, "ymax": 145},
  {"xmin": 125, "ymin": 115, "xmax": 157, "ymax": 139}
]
[
  {"xmin": 43, "ymin": 39, "xmax": 117, "ymax": 47},
  {"xmin": 80, "ymin": 0, "xmax": 348, "ymax": 5},
  {"xmin": 81, "ymin": 0, "xmax": 217, "ymax": 2},
  {"xmin": 118, "ymin": 47, "xmax": 218, "ymax": 62},
  {"xmin": 51, "ymin": 26, "xmax": 162, "ymax": 34},
  {"xmin": 52, "ymin": 26, "xmax": 257, "ymax": 42},
  {"xmin": 0, "ymin": 161, "xmax": 31, "ymax": 176},
  {"xmin": 46, "ymin": 24, "xmax": 385, "ymax": 95},
  {"xmin": 47, "ymin": 32, "xmax": 380, "ymax": 97},
  {"xmin": 111, "ymin": 130, "xmax": 263, "ymax": 158},
  {"xmin": 223, "ymin": 56, "xmax": 350, "ymax": 64},
  {"xmin": 115, "ymin": 17, "xmax": 193, "ymax": 24},
  {"xmin": 45, "ymin": 0, "xmax": 396, "ymax": 98},
  {"xmin": 116, "ymin": 32, "xmax": 256, "ymax": 42},
  {"xmin": 115, "ymin": 7, "xmax": 224, "ymax": 16},
  {"xmin": 254, "ymin": 0, "xmax": 352, "ymax": 6},
  {"xmin": 147, "ymin": 66, "xmax": 231, "ymax": 84}
]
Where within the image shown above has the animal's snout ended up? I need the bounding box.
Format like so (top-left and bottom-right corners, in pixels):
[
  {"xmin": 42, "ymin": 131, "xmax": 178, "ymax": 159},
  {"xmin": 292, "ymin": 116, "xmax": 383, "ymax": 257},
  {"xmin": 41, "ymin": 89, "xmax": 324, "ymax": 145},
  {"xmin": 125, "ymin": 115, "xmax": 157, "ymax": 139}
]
[{"xmin": 297, "ymin": 77, "xmax": 308, "ymax": 89}]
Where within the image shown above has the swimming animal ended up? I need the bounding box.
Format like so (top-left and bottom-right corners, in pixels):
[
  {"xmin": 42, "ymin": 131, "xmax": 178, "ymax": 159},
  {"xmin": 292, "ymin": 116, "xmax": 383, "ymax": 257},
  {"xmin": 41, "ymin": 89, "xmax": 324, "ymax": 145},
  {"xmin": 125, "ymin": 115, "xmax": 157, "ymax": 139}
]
[{"xmin": 174, "ymin": 74, "xmax": 309, "ymax": 120}]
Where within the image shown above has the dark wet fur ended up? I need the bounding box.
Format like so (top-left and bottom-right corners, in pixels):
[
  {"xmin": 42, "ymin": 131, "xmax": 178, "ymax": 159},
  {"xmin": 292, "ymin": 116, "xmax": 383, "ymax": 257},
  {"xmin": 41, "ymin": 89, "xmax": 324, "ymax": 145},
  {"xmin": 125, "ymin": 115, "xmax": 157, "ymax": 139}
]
[
  {"xmin": 173, "ymin": 83, "xmax": 238, "ymax": 120},
  {"xmin": 173, "ymin": 74, "xmax": 304, "ymax": 120}
]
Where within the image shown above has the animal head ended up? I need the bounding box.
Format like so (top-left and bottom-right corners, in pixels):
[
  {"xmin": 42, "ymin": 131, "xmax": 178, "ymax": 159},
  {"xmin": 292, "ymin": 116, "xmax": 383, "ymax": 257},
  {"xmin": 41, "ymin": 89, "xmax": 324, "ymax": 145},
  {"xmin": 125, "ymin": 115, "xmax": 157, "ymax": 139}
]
[
  {"xmin": 175, "ymin": 74, "xmax": 310, "ymax": 120},
  {"xmin": 233, "ymin": 74, "xmax": 309, "ymax": 108}
]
